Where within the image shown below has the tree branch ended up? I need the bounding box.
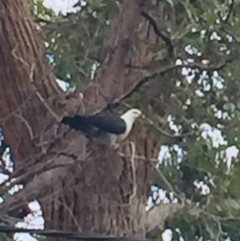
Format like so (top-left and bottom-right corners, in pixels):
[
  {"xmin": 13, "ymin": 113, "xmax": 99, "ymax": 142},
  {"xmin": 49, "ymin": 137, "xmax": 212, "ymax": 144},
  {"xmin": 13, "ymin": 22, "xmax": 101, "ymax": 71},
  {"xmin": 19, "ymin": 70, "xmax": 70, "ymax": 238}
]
[
  {"xmin": 0, "ymin": 225, "xmax": 158, "ymax": 241},
  {"xmin": 141, "ymin": 11, "xmax": 174, "ymax": 59},
  {"xmin": 220, "ymin": 0, "xmax": 234, "ymax": 23},
  {"xmin": 111, "ymin": 58, "xmax": 235, "ymax": 105},
  {"xmin": 144, "ymin": 203, "xmax": 184, "ymax": 232}
]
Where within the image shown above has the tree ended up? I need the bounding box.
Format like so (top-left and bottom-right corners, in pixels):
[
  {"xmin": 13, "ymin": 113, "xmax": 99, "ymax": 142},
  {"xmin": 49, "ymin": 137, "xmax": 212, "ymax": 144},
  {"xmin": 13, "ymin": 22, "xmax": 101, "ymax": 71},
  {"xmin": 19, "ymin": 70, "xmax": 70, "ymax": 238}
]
[{"xmin": 1, "ymin": 0, "xmax": 240, "ymax": 241}]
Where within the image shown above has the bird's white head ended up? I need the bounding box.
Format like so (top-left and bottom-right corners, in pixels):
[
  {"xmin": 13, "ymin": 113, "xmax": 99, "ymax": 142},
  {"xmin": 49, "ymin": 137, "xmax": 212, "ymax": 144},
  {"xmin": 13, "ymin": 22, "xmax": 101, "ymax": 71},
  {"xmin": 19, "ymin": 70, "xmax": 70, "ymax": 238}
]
[
  {"xmin": 116, "ymin": 108, "xmax": 142, "ymax": 142},
  {"xmin": 120, "ymin": 108, "xmax": 142, "ymax": 124}
]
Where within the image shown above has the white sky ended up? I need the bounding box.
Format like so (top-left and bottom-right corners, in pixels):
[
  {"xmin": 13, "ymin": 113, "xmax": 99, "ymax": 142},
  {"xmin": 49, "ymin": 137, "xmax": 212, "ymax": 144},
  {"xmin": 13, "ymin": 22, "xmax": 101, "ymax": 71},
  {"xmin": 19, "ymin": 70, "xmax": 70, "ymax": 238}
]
[{"xmin": 43, "ymin": 0, "xmax": 79, "ymax": 15}]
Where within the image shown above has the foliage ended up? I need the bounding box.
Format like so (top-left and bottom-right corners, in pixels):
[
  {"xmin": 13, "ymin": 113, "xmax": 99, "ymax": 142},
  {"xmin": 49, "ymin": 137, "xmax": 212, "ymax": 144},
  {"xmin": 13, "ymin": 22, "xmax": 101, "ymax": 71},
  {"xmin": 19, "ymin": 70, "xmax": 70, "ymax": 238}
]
[
  {"xmin": 24, "ymin": 0, "xmax": 240, "ymax": 240},
  {"xmin": 0, "ymin": 234, "xmax": 14, "ymax": 241},
  {"xmin": 30, "ymin": 0, "xmax": 120, "ymax": 89}
]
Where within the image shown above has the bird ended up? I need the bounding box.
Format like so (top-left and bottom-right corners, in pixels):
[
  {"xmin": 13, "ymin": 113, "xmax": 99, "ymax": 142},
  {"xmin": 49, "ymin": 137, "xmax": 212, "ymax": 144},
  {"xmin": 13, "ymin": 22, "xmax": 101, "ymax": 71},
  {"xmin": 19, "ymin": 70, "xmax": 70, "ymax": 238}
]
[{"xmin": 61, "ymin": 108, "xmax": 142, "ymax": 147}]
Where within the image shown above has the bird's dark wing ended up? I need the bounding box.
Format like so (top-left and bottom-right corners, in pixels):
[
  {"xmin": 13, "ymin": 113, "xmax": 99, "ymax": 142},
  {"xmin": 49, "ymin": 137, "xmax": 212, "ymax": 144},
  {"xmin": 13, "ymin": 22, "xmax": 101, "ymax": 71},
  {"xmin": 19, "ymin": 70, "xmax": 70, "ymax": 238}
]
[
  {"xmin": 87, "ymin": 112, "xmax": 126, "ymax": 134},
  {"xmin": 61, "ymin": 115, "xmax": 93, "ymax": 133}
]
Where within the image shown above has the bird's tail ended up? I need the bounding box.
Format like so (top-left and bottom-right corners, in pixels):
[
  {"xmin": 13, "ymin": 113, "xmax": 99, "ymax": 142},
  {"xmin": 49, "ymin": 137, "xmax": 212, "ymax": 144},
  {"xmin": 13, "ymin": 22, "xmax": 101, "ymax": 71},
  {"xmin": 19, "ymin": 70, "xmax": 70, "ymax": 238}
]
[{"xmin": 61, "ymin": 115, "xmax": 92, "ymax": 133}]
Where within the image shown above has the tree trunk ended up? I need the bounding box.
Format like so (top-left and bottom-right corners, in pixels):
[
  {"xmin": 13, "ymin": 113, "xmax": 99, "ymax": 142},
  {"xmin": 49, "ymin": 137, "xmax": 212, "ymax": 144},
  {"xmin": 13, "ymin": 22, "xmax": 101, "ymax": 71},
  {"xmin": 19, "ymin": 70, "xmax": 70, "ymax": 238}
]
[{"xmin": 0, "ymin": 0, "xmax": 182, "ymax": 240}]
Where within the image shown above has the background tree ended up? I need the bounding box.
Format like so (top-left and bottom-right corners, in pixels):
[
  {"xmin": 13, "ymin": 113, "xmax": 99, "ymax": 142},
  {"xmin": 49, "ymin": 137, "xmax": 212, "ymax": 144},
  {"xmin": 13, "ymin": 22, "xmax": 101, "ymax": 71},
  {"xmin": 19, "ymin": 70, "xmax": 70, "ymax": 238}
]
[{"xmin": 0, "ymin": 0, "xmax": 240, "ymax": 241}]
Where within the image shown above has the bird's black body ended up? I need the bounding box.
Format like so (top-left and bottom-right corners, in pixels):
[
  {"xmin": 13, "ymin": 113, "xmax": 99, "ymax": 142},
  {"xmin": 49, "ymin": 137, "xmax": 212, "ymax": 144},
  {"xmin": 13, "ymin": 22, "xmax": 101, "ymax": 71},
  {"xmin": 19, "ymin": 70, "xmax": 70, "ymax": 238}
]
[
  {"xmin": 61, "ymin": 108, "xmax": 142, "ymax": 147},
  {"xmin": 61, "ymin": 112, "xmax": 127, "ymax": 135}
]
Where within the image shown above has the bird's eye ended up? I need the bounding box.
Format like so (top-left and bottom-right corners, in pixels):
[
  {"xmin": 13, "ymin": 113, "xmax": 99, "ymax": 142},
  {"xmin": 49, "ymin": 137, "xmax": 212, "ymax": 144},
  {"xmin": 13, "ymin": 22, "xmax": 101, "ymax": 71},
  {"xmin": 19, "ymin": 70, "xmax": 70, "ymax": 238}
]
[{"xmin": 134, "ymin": 111, "xmax": 141, "ymax": 116}]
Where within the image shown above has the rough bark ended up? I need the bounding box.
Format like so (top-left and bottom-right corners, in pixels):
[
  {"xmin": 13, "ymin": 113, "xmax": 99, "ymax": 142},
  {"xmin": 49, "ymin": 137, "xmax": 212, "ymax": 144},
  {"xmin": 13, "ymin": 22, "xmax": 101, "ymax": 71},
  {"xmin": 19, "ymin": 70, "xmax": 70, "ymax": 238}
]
[{"xmin": 0, "ymin": 0, "xmax": 183, "ymax": 240}]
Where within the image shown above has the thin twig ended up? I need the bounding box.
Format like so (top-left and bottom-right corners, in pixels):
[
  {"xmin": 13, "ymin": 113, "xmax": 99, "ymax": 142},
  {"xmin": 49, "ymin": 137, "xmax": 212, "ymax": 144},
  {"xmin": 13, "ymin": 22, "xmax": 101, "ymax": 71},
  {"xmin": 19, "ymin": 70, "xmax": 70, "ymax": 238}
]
[
  {"xmin": 14, "ymin": 113, "xmax": 34, "ymax": 140},
  {"xmin": 129, "ymin": 141, "xmax": 137, "ymax": 205},
  {"xmin": 11, "ymin": 44, "xmax": 28, "ymax": 67},
  {"xmin": 222, "ymin": 0, "xmax": 234, "ymax": 23},
  {"xmin": 29, "ymin": 64, "xmax": 61, "ymax": 122},
  {"xmin": 141, "ymin": 11, "xmax": 174, "ymax": 59}
]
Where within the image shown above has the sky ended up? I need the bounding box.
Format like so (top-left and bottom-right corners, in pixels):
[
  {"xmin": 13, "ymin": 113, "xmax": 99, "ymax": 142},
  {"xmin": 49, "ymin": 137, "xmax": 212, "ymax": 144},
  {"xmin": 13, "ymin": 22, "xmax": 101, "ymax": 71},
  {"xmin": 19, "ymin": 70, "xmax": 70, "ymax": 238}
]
[
  {"xmin": 43, "ymin": 0, "xmax": 79, "ymax": 15},
  {"xmin": 2, "ymin": 1, "xmax": 239, "ymax": 241}
]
